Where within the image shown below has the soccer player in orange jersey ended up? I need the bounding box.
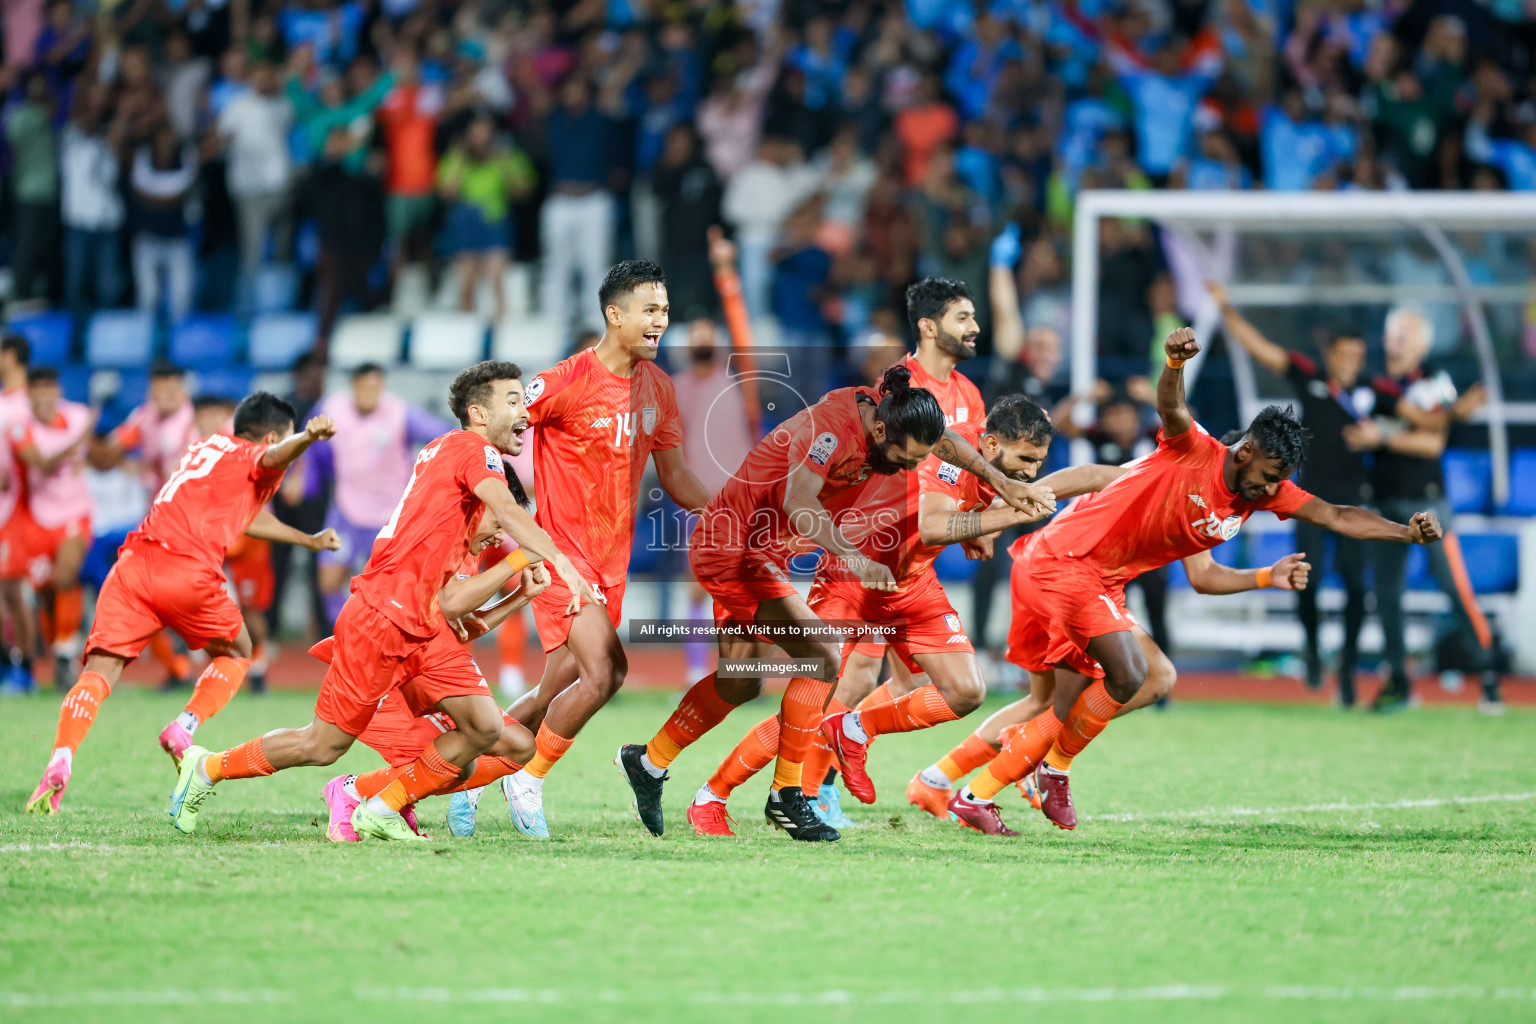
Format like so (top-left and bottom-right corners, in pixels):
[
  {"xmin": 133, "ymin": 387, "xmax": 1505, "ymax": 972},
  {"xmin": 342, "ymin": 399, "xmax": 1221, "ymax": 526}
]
[
  {"xmin": 681, "ymin": 397, "xmax": 1053, "ymax": 836},
  {"xmin": 168, "ymin": 362, "xmax": 596, "ymax": 841},
  {"xmin": 617, "ymin": 363, "xmax": 1055, "ymax": 841},
  {"xmin": 24, "ymin": 393, "xmax": 339, "ymax": 814},
  {"xmin": 496, "ymin": 261, "xmax": 713, "ymax": 837},
  {"xmin": 944, "ymin": 328, "xmax": 1445, "ymax": 836}
]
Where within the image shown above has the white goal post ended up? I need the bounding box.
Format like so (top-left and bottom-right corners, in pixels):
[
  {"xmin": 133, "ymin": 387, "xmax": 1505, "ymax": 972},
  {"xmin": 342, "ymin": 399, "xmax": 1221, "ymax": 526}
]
[{"xmin": 1067, "ymin": 189, "xmax": 1536, "ymax": 505}]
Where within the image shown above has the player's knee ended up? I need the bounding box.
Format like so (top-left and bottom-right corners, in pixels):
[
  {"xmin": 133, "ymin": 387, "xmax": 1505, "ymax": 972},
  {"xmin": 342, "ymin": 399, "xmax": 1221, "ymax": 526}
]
[
  {"xmin": 1104, "ymin": 650, "xmax": 1147, "ymax": 704},
  {"xmin": 942, "ymin": 671, "xmax": 987, "ymax": 716},
  {"xmin": 1143, "ymin": 648, "xmax": 1176, "ymax": 702},
  {"xmin": 812, "ymin": 641, "xmax": 840, "ymax": 682}
]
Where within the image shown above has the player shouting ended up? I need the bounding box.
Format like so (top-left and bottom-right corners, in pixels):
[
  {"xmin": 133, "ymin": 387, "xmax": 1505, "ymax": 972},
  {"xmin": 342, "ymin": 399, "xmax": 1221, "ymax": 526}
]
[
  {"xmin": 494, "ymin": 261, "xmax": 712, "ymax": 838},
  {"xmin": 25, "ymin": 393, "xmax": 339, "ymax": 814},
  {"xmin": 946, "ymin": 328, "xmax": 1444, "ymax": 835},
  {"xmin": 168, "ymin": 362, "xmax": 596, "ymax": 841}
]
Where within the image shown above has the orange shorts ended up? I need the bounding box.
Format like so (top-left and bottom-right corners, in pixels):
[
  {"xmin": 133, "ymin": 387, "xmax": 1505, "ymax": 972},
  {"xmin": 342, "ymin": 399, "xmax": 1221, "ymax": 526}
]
[
  {"xmin": 809, "ymin": 567, "xmax": 973, "ymax": 675},
  {"xmin": 688, "ymin": 523, "xmax": 798, "ymax": 630},
  {"xmin": 225, "ymin": 538, "xmax": 274, "ymax": 613},
  {"xmin": 0, "ymin": 505, "xmax": 34, "ymax": 580},
  {"xmin": 314, "ymin": 595, "xmax": 490, "ymax": 737},
  {"xmin": 851, "ymin": 640, "xmax": 886, "ymax": 658},
  {"xmin": 85, "ymin": 543, "xmax": 245, "ymax": 659},
  {"xmin": 1005, "ymin": 545, "xmax": 1133, "ymax": 680},
  {"xmin": 22, "ymin": 513, "xmax": 92, "ymax": 589},
  {"xmin": 530, "ymin": 555, "xmax": 625, "ymax": 653}
]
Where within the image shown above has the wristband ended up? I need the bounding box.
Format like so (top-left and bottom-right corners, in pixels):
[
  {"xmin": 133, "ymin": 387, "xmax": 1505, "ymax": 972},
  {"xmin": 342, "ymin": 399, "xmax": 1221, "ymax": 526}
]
[
  {"xmin": 1255, "ymin": 566, "xmax": 1273, "ymax": 589},
  {"xmin": 504, "ymin": 550, "xmax": 531, "ymax": 574},
  {"xmin": 1166, "ymin": 356, "xmax": 1187, "ymax": 370}
]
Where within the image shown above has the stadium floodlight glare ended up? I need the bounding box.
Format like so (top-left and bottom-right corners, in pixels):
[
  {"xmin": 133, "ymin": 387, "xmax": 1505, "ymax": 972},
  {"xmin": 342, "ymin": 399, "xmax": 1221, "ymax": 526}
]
[{"xmin": 1068, "ymin": 189, "xmax": 1536, "ymax": 504}]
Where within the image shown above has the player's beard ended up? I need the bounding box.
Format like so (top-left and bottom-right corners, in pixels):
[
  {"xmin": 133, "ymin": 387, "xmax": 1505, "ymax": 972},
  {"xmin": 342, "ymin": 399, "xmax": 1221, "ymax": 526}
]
[
  {"xmin": 934, "ymin": 326, "xmax": 977, "ymax": 361},
  {"xmin": 865, "ymin": 441, "xmax": 903, "ymax": 476}
]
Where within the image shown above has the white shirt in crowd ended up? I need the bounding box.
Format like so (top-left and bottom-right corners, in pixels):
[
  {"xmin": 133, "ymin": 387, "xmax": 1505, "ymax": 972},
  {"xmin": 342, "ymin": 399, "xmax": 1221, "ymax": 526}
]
[
  {"xmin": 60, "ymin": 125, "xmax": 125, "ymax": 231},
  {"xmin": 721, "ymin": 157, "xmax": 820, "ymax": 244},
  {"xmin": 218, "ymin": 91, "xmax": 294, "ymax": 197}
]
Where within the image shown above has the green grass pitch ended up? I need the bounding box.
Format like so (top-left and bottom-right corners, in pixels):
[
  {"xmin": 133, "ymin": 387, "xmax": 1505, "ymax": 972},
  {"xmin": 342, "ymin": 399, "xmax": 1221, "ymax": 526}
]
[{"xmin": 2, "ymin": 687, "xmax": 1534, "ymax": 1024}]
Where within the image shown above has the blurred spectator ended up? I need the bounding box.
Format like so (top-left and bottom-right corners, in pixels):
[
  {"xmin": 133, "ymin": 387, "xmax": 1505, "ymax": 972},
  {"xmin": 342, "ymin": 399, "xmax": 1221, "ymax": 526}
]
[
  {"xmin": 310, "ymin": 127, "xmax": 386, "ymax": 338},
  {"xmin": 540, "ymin": 76, "xmax": 621, "ymax": 333},
  {"xmin": 59, "ymin": 92, "xmax": 127, "ymax": 315},
  {"xmin": 437, "ymin": 112, "xmax": 534, "ymax": 321},
  {"xmin": 161, "ymin": 30, "xmax": 212, "ymax": 141},
  {"xmin": 218, "ymin": 61, "xmax": 294, "ymax": 274},
  {"xmin": 653, "ymin": 125, "xmax": 723, "ymax": 320},
  {"xmin": 894, "ymin": 72, "xmax": 959, "ymax": 186},
  {"xmin": 130, "ymin": 127, "xmax": 200, "ymax": 322},
  {"xmin": 723, "ymin": 136, "xmax": 818, "ymax": 319},
  {"xmin": 6, "ymin": 73, "xmax": 60, "ymax": 305},
  {"xmin": 377, "ymin": 51, "xmax": 443, "ymax": 269}
]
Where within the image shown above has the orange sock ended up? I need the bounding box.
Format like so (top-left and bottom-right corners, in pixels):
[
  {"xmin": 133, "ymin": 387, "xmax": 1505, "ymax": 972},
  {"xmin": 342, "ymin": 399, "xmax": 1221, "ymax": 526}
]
[
  {"xmin": 799, "ymin": 698, "xmax": 848, "ymax": 797},
  {"xmin": 1044, "ymin": 682, "xmax": 1124, "ymax": 772},
  {"xmin": 53, "ymin": 586, "xmax": 82, "ymax": 644},
  {"xmin": 706, "ymin": 716, "xmax": 779, "ymax": 799},
  {"xmin": 969, "ymin": 709, "xmax": 1065, "ymax": 800},
  {"xmin": 646, "ymin": 672, "xmax": 737, "ymax": 769},
  {"xmin": 857, "ymin": 683, "xmax": 961, "ymax": 738},
  {"xmin": 446, "ymin": 755, "xmax": 523, "ymax": 793},
  {"xmin": 855, "ymin": 681, "xmax": 893, "ymax": 712},
  {"xmin": 936, "ymin": 731, "xmax": 1000, "ymax": 781},
  {"xmin": 148, "ymin": 630, "xmax": 191, "ymax": 680},
  {"xmin": 53, "ymin": 671, "xmax": 111, "ymax": 754},
  {"xmin": 771, "ymin": 677, "xmax": 834, "ymax": 791},
  {"xmin": 381, "ymin": 745, "xmax": 462, "ymax": 810},
  {"xmin": 354, "ymin": 761, "xmax": 412, "ymax": 800},
  {"xmin": 183, "ymin": 657, "xmax": 251, "ymax": 723},
  {"xmin": 205, "ymin": 737, "xmax": 274, "ymax": 782},
  {"xmin": 524, "ymin": 723, "xmax": 574, "ymax": 779}
]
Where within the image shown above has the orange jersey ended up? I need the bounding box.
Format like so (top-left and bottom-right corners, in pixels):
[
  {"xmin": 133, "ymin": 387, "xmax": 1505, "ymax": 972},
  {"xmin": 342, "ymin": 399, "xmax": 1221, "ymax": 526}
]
[
  {"xmin": 696, "ymin": 386, "xmax": 881, "ymax": 554},
  {"xmin": 351, "ymin": 430, "xmax": 508, "ymax": 638},
  {"xmin": 525, "ymin": 349, "xmax": 685, "ymax": 587},
  {"xmin": 128, "ymin": 434, "xmax": 286, "ymax": 573},
  {"xmin": 1013, "ymin": 422, "xmax": 1312, "ymax": 585},
  {"xmin": 903, "ymin": 354, "xmax": 984, "ymax": 432}
]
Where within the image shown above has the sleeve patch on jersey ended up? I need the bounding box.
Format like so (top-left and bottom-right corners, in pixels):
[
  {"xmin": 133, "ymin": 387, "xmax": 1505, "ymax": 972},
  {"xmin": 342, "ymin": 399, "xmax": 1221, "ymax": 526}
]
[
  {"xmin": 525, "ymin": 376, "xmax": 546, "ymax": 405},
  {"xmin": 808, "ymin": 431, "xmax": 839, "ymax": 466},
  {"xmin": 484, "ymin": 445, "xmax": 506, "ymax": 475},
  {"xmin": 937, "ymin": 462, "xmax": 962, "ymax": 485}
]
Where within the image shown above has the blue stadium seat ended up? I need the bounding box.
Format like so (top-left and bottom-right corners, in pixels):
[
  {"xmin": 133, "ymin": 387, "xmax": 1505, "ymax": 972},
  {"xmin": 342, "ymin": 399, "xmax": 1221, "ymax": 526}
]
[
  {"xmin": 7, "ymin": 312, "xmax": 73, "ymax": 366},
  {"xmin": 1443, "ymin": 449, "xmax": 1492, "ymax": 515},
  {"xmin": 1458, "ymin": 534, "xmax": 1520, "ymax": 593},
  {"xmin": 170, "ymin": 314, "xmax": 241, "ymax": 368},
  {"xmin": 194, "ymin": 365, "xmax": 256, "ymax": 400},
  {"xmin": 1208, "ymin": 538, "xmax": 1241, "ymax": 568},
  {"xmin": 248, "ymin": 312, "xmax": 318, "ymax": 370},
  {"xmin": 85, "ymin": 311, "xmax": 155, "ymax": 368},
  {"xmin": 252, "ymin": 265, "xmax": 300, "ymax": 314},
  {"xmin": 1406, "ymin": 546, "xmax": 1432, "ymax": 590},
  {"xmin": 1497, "ymin": 449, "xmax": 1536, "ymax": 517},
  {"xmin": 58, "ymin": 364, "xmax": 92, "ymax": 405},
  {"xmin": 933, "ymin": 542, "xmax": 978, "ymax": 582},
  {"xmin": 1251, "ymin": 530, "xmax": 1296, "ymax": 570}
]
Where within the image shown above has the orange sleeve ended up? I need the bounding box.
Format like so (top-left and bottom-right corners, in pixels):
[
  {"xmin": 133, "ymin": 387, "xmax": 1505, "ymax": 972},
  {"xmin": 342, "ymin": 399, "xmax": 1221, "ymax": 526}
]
[{"xmin": 1264, "ymin": 480, "xmax": 1315, "ymax": 520}]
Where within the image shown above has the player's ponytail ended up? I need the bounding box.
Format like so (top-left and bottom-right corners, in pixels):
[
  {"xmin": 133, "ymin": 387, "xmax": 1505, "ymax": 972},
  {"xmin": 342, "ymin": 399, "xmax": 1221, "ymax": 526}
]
[
  {"xmin": 875, "ymin": 368, "xmax": 944, "ymax": 447},
  {"xmin": 506, "ymin": 465, "xmax": 531, "ymax": 509}
]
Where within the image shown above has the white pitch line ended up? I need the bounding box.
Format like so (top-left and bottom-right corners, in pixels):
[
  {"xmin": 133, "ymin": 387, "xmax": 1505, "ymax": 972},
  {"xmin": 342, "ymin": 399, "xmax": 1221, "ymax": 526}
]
[
  {"xmin": 6, "ymin": 986, "xmax": 1536, "ymax": 1008},
  {"xmin": 0, "ymin": 841, "xmax": 111, "ymax": 853},
  {"xmin": 1084, "ymin": 790, "xmax": 1536, "ymax": 823}
]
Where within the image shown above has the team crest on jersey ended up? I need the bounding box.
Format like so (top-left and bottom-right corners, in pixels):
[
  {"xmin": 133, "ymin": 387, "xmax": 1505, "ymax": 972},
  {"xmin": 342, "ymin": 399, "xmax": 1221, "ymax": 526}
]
[
  {"xmin": 944, "ymin": 613, "xmax": 961, "ymax": 632},
  {"xmin": 641, "ymin": 407, "xmax": 657, "ymax": 435},
  {"xmin": 808, "ymin": 432, "xmax": 839, "ymax": 466},
  {"xmin": 954, "ymin": 406, "xmax": 968, "ymax": 424},
  {"xmin": 525, "ymin": 376, "xmax": 545, "ymax": 405},
  {"xmin": 484, "ymin": 445, "xmax": 506, "ymax": 475},
  {"xmin": 937, "ymin": 462, "xmax": 962, "ymax": 485},
  {"xmin": 1219, "ymin": 514, "xmax": 1242, "ymax": 540}
]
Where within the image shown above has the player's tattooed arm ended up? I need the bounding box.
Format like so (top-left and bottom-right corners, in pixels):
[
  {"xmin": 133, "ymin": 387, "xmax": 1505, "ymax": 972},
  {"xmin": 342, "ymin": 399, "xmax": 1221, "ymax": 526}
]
[
  {"xmin": 1290, "ymin": 498, "xmax": 1443, "ymax": 545},
  {"xmin": 1157, "ymin": 327, "xmax": 1199, "ymax": 439},
  {"xmin": 931, "ymin": 428, "xmax": 1055, "ymax": 518},
  {"xmin": 653, "ymin": 445, "xmax": 711, "ymax": 512},
  {"xmin": 784, "ymin": 465, "xmax": 896, "ymax": 591},
  {"xmin": 260, "ymin": 415, "xmax": 337, "ymax": 469},
  {"xmin": 917, "ymin": 490, "xmax": 1040, "ymax": 545},
  {"xmin": 243, "ymin": 508, "xmax": 341, "ymax": 552}
]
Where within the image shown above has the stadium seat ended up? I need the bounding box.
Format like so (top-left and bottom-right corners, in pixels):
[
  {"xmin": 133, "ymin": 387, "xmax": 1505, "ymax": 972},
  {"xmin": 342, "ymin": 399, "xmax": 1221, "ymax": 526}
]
[
  {"xmin": 330, "ymin": 314, "xmax": 403, "ymax": 367},
  {"xmin": 408, "ymin": 312, "xmax": 488, "ymax": 370},
  {"xmin": 492, "ymin": 315, "xmax": 565, "ymax": 374},
  {"xmin": 1443, "ymin": 449, "xmax": 1492, "ymax": 515},
  {"xmin": 7, "ymin": 312, "xmax": 73, "ymax": 366},
  {"xmin": 1496, "ymin": 449, "xmax": 1536, "ymax": 517},
  {"xmin": 170, "ymin": 314, "xmax": 241, "ymax": 369},
  {"xmin": 248, "ymin": 312, "xmax": 318, "ymax": 370},
  {"xmin": 252, "ymin": 264, "xmax": 300, "ymax": 314},
  {"xmin": 390, "ymin": 264, "xmax": 432, "ymax": 318},
  {"xmin": 1458, "ymin": 534, "xmax": 1520, "ymax": 593},
  {"xmin": 58, "ymin": 364, "xmax": 92, "ymax": 404},
  {"xmin": 85, "ymin": 310, "xmax": 155, "ymax": 368},
  {"xmin": 194, "ymin": 365, "xmax": 256, "ymax": 400}
]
